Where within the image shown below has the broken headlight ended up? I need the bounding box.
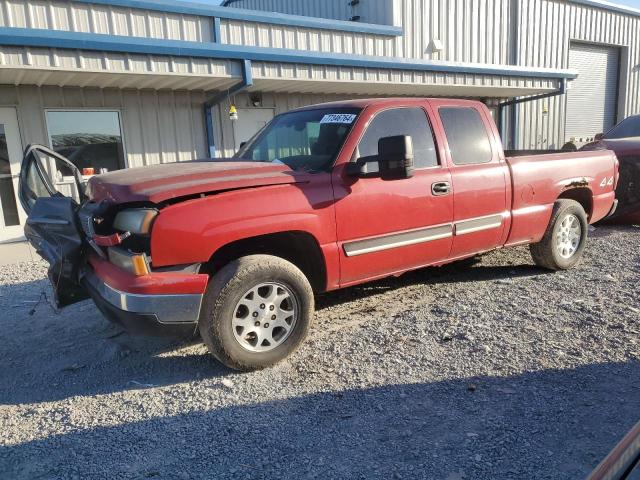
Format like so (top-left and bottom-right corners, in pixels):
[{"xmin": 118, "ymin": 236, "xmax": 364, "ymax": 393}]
[{"xmin": 113, "ymin": 208, "xmax": 158, "ymax": 235}]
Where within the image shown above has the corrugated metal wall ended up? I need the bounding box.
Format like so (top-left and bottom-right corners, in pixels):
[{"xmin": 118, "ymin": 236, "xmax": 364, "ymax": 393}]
[
  {"xmin": 392, "ymin": 0, "xmax": 512, "ymax": 62},
  {"xmin": 223, "ymin": 0, "xmax": 351, "ymax": 21},
  {"xmin": 219, "ymin": 19, "xmax": 398, "ymax": 57},
  {"xmin": 226, "ymin": 0, "xmax": 511, "ymax": 61},
  {"xmin": 515, "ymin": 0, "xmax": 640, "ymax": 149},
  {"xmin": 225, "ymin": 0, "xmax": 640, "ymax": 149},
  {"xmin": 0, "ymin": 0, "xmax": 213, "ymax": 41},
  {"xmin": 1, "ymin": 0, "xmax": 399, "ymax": 59},
  {"xmin": 0, "ymin": 85, "xmax": 208, "ymax": 167},
  {"xmin": 249, "ymin": 60, "xmax": 558, "ymax": 97},
  {"xmin": 4, "ymin": 0, "xmax": 640, "ymax": 152},
  {"xmin": 223, "ymin": 0, "xmax": 394, "ymax": 25}
]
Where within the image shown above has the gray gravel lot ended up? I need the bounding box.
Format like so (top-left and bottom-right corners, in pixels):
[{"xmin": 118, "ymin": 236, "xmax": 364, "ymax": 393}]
[{"xmin": 1, "ymin": 225, "xmax": 639, "ymax": 479}]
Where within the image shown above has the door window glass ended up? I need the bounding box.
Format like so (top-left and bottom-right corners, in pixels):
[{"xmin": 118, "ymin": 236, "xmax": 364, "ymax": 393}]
[
  {"xmin": 0, "ymin": 124, "xmax": 20, "ymax": 227},
  {"xmin": 358, "ymin": 108, "xmax": 438, "ymax": 169},
  {"xmin": 25, "ymin": 147, "xmax": 85, "ymax": 204},
  {"xmin": 46, "ymin": 111, "xmax": 125, "ymax": 174},
  {"xmin": 439, "ymin": 107, "xmax": 493, "ymax": 165}
]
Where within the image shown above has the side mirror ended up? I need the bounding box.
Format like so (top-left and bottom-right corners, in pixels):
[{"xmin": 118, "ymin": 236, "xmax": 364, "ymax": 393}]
[
  {"xmin": 594, "ymin": 133, "xmax": 604, "ymax": 141},
  {"xmin": 378, "ymin": 135, "xmax": 414, "ymax": 181}
]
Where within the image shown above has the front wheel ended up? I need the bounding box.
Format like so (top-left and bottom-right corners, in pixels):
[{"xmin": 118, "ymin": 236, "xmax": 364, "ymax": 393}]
[
  {"xmin": 530, "ymin": 199, "xmax": 588, "ymax": 271},
  {"xmin": 199, "ymin": 255, "xmax": 314, "ymax": 371}
]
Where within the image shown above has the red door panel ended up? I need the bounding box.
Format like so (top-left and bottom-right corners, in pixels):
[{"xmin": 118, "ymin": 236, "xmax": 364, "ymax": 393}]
[
  {"xmin": 433, "ymin": 102, "xmax": 508, "ymax": 259},
  {"xmin": 333, "ymin": 168, "xmax": 454, "ymax": 285},
  {"xmin": 449, "ymin": 163, "xmax": 508, "ymax": 257},
  {"xmin": 331, "ymin": 103, "xmax": 454, "ymax": 286}
]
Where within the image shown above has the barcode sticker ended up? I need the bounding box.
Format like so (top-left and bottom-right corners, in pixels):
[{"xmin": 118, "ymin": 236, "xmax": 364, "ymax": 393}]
[{"xmin": 320, "ymin": 114, "xmax": 357, "ymax": 125}]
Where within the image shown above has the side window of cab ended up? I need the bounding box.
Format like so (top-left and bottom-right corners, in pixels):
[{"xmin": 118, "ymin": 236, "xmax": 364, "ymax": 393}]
[
  {"xmin": 357, "ymin": 107, "xmax": 439, "ymax": 169},
  {"xmin": 439, "ymin": 107, "xmax": 493, "ymax": 165}
]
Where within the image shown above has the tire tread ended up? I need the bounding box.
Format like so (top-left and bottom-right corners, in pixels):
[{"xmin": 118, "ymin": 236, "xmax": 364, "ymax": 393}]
[
  {"xmin": 199, "ymin": 255, "xmax": 314, "ymax": 371},
  {"xmin": 530, "ymin": 199, "xmax": 588, "ymax": 271}
]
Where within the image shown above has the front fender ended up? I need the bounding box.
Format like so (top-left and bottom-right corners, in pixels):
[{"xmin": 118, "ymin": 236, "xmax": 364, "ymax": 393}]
[{"xmin": 150, "ymin": 180, "xmax": 337, "ymax": 268}]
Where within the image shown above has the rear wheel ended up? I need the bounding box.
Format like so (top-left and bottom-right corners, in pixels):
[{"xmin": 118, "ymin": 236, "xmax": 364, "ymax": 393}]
[
  {"xmin": 530, "ymin": 199, "xmax": 588, "ymax": 271},
  {"xmin": 199, "ymin": 255, "xmax": 314, "ymax": 371}
]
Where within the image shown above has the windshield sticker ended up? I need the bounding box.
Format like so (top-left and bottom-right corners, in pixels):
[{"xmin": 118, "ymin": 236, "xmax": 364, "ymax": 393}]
[{"xmin": 320, "ymin": 114, "xmax": 357, "ymax": 125}]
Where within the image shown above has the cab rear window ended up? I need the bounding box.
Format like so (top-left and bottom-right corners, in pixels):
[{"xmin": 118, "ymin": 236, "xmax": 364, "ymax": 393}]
[{"xmin": 439, "ymin": 107, "xmax": 493, "ymax": 165}]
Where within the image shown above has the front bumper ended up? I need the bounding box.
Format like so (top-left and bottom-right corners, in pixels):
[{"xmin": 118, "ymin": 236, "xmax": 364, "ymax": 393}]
[{"xmin": 81, "ymin": 255, "xmax": 208, "ymax": 337}]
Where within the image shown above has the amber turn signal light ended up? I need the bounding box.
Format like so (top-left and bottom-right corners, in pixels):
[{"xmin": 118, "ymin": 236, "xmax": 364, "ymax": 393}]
[{"xmin": 131, "ymin": 254, "xmax": 150, "ymax": 276}]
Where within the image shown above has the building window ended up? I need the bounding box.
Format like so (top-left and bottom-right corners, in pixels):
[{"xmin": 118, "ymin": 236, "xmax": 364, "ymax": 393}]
[{"xmin": 46, "ymin": 111, "xmax": 125, "ymax": 174}]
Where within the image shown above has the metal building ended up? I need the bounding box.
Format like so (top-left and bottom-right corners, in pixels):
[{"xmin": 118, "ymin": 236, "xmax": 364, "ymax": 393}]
[{"xmin": 0, "ymin": 0, "xmax": 638, "ymax": 241}]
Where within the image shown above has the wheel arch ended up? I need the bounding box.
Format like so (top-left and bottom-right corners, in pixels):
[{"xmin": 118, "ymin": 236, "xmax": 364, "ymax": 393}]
[
  {"xmin": 203, "ymin": 231, "xmax": 328, "ymax": 293},
  {"xmin": 557, "ymin": 187, "xmax": 593, "ymax": 220}
]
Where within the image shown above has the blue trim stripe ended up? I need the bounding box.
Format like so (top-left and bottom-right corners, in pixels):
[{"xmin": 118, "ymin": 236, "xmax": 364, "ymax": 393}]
[
  {"xmin": 69, "ymin": 0, "xmax": 403, "ymax": 37},
  {"xmin": 0, "ymin": 28, "xmax": 578, "ymax": 80}
]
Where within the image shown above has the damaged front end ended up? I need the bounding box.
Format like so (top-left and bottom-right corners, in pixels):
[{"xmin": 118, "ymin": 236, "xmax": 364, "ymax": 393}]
[{"xmin": 18, "ymin": 145, "xmax": 208, "ymax": 335}]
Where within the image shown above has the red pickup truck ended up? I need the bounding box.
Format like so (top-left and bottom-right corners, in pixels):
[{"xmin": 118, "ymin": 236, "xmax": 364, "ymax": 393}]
[{"xmin": 19, "ymin": 98, "xmax": 618, "ymax": 370}]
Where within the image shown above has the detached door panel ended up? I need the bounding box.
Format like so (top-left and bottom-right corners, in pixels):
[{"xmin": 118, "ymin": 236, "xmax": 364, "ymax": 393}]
[
  {"xmin": 19, "ymin": 145, "xmax": 89, "ymax": 307},
  {"xmin": 437, "ymin": 105, "xmax": 508, "ymax": 258},
  {"xmin": 333, "ymin": 106, "xmax": 453, "ymax": 286}
]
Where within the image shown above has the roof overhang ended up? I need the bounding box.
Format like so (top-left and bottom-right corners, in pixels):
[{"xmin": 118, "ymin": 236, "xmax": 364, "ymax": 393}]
[
  {"xmin": 0, "ymin": 27, "xmax": 577, "ymax": 98},
  {"xmin": 0, "ymin": 66, "xmax": 241, "ymax": 91},
  {"xmin": 0, "ymin": 64, "xmax": 562, "ymax": 99},
  {"xmin": 248, "ymin": 79, "xmax": 560, "ymax": 99}
]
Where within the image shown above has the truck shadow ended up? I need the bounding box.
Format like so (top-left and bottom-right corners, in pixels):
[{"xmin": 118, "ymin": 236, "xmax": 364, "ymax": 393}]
[
  {"xmin": 316, "ymin": 259, "xmax": 545, "ymax": 311},
  {"xmin": 0, "ymin": 256, "xmax": 552, "ymax": 406},
  {"xmin": 1, "ymin": 361, "xmax": 638, "ymax": 479}
]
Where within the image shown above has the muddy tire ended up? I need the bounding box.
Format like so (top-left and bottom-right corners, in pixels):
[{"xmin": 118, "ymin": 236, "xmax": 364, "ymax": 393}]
[
  {"xmin": 530, "ymin": 199, "xmax": 588, "ymax": 271},
  {"xmin": 199, "ymin": 255, "xmax": 314, "ymax": 371}
]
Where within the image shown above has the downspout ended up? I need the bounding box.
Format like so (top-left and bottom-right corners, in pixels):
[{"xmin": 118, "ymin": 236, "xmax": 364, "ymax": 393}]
[
  {"xmin": 504, "ymin": 0, "xmax": 520, "ymax": 149},
  {"xmin": 204, "ymin": 58, "xmax": 254, "ymax": 158}
]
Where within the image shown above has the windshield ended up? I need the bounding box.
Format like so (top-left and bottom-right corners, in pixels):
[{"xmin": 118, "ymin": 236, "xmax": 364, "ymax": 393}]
[
  {"xmin": 234, "ymin": 107, "xmax": 361, "ymax": 172},
  {"xmin": 604, "ymin": 116, "xmax": 640, "ymax": 139}
]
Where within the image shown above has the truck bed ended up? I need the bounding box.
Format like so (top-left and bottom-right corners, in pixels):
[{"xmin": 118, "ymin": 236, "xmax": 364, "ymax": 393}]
[
  {"xmin": 504, "ymin": 149, "xmax": 569, "ymax": 157},
  {"xmin": 503, "ymin": 149, "xmax": 618, "ymax": 247}
]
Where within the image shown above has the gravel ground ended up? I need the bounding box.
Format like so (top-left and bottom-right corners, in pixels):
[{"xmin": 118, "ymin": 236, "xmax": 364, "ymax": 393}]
[{"xmin": 1, "ymin": 225, "xmax": 639, "ymax": 480}]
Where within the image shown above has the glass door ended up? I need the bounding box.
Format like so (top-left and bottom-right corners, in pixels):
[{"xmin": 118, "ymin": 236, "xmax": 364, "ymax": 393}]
[{"xmin": 0, "ymin": 108, "xmax": 26, "ymax": 243}]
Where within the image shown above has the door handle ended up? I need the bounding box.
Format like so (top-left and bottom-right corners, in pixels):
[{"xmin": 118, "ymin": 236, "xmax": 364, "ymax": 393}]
[{"xmin": 432, "ymin": 181, "xmax": 451, "ymax": 196}]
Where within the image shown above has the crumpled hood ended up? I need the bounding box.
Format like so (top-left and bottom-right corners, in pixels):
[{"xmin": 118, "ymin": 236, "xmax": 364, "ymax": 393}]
[{"xmin": 86, "ymin": 160, "xmax": 306, "ymax": 204}]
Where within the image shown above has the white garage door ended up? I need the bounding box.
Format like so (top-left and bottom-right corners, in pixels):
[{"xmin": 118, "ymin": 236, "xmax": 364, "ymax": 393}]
[{"xmin": 566, "ymin": 43, "xmax": 620, "ymax": 144}]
